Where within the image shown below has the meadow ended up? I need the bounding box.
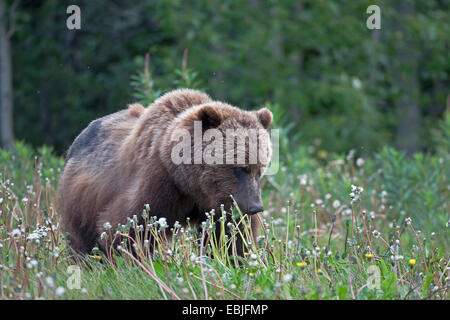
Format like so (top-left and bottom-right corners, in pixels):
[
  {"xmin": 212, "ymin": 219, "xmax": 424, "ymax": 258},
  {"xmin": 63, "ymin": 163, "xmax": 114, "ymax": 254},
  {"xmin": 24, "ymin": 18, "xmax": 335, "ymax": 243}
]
[{"xmin": 0, "ymin": 127, "xmax": 448, "ymax": 300}]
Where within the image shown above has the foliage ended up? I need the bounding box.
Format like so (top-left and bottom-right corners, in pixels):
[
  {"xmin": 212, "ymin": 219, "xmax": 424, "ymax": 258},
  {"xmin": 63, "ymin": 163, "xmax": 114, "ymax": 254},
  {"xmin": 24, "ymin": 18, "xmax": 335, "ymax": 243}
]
[{"xmin": 8, "ymin": 0, "xmax": 450, "ymax": 154}]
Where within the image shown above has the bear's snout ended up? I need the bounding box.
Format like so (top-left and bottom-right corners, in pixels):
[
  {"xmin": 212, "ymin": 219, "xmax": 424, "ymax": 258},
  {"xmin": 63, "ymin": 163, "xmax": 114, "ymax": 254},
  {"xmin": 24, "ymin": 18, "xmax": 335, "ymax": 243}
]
[{"xmin": 248, "ymin": 204, "xmax": 264, "ymax": 215}]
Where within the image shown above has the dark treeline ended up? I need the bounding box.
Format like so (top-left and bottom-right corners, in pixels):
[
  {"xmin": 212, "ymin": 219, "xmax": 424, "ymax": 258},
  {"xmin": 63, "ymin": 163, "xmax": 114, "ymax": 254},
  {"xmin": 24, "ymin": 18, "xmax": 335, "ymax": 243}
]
[{"xmin": 1, "ymin": 0, "xmax": 449, "ymax": 155}]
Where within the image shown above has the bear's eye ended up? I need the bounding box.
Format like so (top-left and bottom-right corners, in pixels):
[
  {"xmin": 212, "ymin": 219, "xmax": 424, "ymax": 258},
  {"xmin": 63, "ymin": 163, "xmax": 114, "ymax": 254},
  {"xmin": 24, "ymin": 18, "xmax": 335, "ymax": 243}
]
[{"xmin": 234, "ymin": 167, "xmax": 251, "ymax": 177}]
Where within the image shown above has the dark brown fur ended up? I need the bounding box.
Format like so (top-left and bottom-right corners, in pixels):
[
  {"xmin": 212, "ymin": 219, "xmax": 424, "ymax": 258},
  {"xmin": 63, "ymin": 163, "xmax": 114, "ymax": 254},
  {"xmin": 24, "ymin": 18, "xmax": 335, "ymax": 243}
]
[{"xmin": 58, "ymin": 89, "xmax": 272, "ymax": 255}]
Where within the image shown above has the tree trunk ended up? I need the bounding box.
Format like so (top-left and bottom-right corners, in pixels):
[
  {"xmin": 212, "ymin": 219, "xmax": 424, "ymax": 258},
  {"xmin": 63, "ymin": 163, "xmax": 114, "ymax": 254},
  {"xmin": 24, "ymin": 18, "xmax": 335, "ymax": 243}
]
[
  {"xmin": 269, "ymin": 0, "xmax": 283, "ymax": 103},
  {"xmin": 394, "ymin": 1, "xmax": 422, "ymax": 155},
  {"xmin": 0, "ymin": 0, "xmax": 14, "ymax": 149}
]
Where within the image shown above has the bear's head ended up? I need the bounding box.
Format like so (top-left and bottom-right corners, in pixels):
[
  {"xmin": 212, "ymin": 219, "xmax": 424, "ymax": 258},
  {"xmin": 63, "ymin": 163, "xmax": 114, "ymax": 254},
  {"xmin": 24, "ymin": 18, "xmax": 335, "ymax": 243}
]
[{"xmin": 161, "ymin": 101, "xmax": 273, "ymax": 216}]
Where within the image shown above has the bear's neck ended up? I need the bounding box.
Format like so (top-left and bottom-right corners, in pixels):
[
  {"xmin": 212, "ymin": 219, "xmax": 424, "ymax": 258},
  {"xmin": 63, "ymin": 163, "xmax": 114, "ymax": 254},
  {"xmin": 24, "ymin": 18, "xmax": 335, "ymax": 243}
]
[{"xmin": 134, "ymin": 153, "xmax": 196, "ymax": 225}]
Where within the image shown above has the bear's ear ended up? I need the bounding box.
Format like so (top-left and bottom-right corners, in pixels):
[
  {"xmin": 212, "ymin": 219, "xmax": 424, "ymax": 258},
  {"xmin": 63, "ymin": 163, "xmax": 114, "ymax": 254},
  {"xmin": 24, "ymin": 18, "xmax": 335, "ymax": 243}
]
[
  {"xmin": 197, "ymin": 105, "xmax": 222, "ymax": 129},
  {"xmin": 256, "ymin": 108, "xmax": 273, "ymax": 130}
]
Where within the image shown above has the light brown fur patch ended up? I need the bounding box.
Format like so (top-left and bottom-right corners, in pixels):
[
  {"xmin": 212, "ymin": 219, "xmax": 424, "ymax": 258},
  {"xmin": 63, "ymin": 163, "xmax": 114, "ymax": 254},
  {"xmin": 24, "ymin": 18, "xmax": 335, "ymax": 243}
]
[{"xmin": 128, "ymin": 103, "xmax": 145, "ymax": 118}]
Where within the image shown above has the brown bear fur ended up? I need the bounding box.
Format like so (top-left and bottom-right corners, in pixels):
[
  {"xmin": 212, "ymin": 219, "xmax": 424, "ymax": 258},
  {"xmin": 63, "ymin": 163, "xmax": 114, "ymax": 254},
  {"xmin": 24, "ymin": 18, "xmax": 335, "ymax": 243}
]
[{"xmin": 57, "ymin": 89, "xmax": 272, "ymax": 255}]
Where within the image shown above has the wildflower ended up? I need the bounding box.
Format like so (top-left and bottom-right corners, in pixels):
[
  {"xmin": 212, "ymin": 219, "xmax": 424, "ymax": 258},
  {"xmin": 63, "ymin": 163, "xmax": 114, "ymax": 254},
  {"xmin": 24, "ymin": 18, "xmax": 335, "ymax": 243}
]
[
  {"xmin": 45, "ymin": 277, "xmax": 55, "ymax": 288},
  {"xmin": 100, "ymin": 232, "xmax": 108, "ymax": 240},
  {"xmin": 409, "ymin": 259, "xmax": 416, "ymax": 267},
  {"xmin": 372, "ymin": 230, "xmax": 380, "ymax": 238},
  {"xmin": 55, "ymin": 287, "xmax": 66, "ymax": 297},
  {"xmin": 352, "ymin": 77, "xmax": 362, "ymax": 89},
  {"xmin": 391, "ymin": 255, "xmax": 404, "ymax": 261},
  {"xmin": 405, "ymin": 217, "xmax": 412, "ymax": 225},
  {"xmin": 249, "ymin": 272, "xmax": 254, "ymax": 277},
  {"xmin": 91, "ymin": 255, "xmax": 102, "ymax": 261},
  {"xmin": 27, "ymin": 225, "xmax": 50, "ymax": 241},
  {"xmin": 282, "ymin": 274, "xmax": 293, "ymax": 282},
  {"xmin": 10, "ymin": 229, "xmax": 21, "ymax": 237},
  {"xmin": 296, "ymin": 262, "xmax": 307, "ymax": 269},
  {"xmin": 365, "ymin": 253, "xmax": 374, "ymax": 259},
  {"xmin": 103, "ymin": 222, "xmax": 112, "ymax": 230},
  {"xmin": 356, "ymin": 158, "xmax": 365, "ymax": 167},
  {"xmin": 189, "ymin": 253, "xmax": 197, "ymax": 262},
  {"xmin": 349, "ymin": 185, "xmax": 364, "ymax": 204},
  {"xmin": 274, "ymin": 218, "xmax": 283, "ymax": 225},
  {"xmin": 298, "ymin": 174, "xmax": 307, "ymax": 186},
  {"xmin": 317, "ymin": 269, "xmax": 323, "ymax": 275},
  {"xmin": 26, "ymin": 260, "xmax": 38, "ymax": 269},
  {"xmin": 158, "ymin": 217, "xmax": 168, "ymax": 229},
  {"xmin": 346, "ymin": 149, "xmax": 355, "ymax": 161},
  {"xmin": 333, "ymin": 200, "xmax": 341, "ymax": 209},
  {"xmin": 249, "ymin": 260, "xmax": 259, "ymax": 267}
]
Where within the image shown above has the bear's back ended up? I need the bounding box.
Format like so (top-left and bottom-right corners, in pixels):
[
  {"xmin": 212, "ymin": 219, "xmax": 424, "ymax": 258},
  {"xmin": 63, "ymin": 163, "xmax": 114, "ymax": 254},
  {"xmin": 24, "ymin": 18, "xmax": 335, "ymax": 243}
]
[
  {"xmin": 65, "ymin": 109, "xmax": 138, "ymax": 166},
  {"xmin": 152, "ymin": 89, "xmax": 212, "ymax": 116}
]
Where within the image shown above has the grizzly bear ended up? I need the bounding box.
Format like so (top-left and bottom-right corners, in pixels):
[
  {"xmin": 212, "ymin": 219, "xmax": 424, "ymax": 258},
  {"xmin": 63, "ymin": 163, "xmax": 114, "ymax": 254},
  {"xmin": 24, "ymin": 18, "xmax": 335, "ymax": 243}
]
[{"xmin": 57, "ymin": 89, "xmax": 273, "ymax": 256}]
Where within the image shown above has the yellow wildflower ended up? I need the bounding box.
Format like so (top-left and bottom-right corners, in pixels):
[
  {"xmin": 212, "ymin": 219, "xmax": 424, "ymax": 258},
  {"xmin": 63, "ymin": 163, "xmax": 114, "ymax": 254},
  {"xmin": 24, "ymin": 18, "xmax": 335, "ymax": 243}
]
[
  {"xmin": 409, "ymin": 259, "xmax": 416, "ymax": 267},
  {"xmin": 296, "ymin": 262, "xmax": 307, "ymax": 268},
  {"xmin": 365, "ymin": 253, "xmax": 374, "ymax": 259}
]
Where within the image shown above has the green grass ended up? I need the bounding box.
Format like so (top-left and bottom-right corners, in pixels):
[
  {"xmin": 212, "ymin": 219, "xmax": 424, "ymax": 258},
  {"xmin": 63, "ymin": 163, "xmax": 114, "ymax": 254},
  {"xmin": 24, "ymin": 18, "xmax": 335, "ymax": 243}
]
[{"xmin": 0, "ymin": 140, "xmax": 448, "ymax": 300}]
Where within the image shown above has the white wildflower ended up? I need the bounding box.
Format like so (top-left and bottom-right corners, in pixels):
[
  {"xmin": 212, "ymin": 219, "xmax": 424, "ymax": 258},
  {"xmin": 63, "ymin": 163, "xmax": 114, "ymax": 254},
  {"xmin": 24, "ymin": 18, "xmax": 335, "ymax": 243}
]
[
  {"xmin": 10, "ymin": 229, "xmax": 21, "ymax": 237},
  {"xmin": 45, "ymin": 277, "xmax": 55, "ymax": 288},
  {"xmin": 55, "ymin": 287, "xmax": 65, "ymax": 297},
  {"xmin": 352, "ymin": 77, "xmax": 362, "ymax": 89},
  {"xmin": 332, "ymin": 200, "xmax": 341, "ymax": 208},
  {"xmin": 158, "ymin": 217, "xmax": 168, "ymax": 229},
  {"xmin": 282, "ymin": 274, "xmax": 293, "ymax": 282}
]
